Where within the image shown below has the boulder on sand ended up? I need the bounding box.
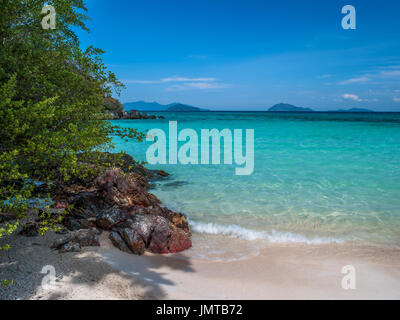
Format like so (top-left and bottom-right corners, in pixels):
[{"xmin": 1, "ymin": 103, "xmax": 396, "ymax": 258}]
[
  {"xmin": 52, "ymin": 165, "xmax": 191, "ymax": 255},
  {"xmin": 51, "ymin": 228, "xmax": 101, "ymax": 253}
]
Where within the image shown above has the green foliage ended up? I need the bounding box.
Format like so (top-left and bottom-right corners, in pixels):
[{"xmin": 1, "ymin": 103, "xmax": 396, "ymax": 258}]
[
  {"xmin": 1, "ymin": 279, "xmax": 14, "ymax": 287},
  {"xmin": 0, "ymin": 1, "xmax": 143, "ymax": 248}
]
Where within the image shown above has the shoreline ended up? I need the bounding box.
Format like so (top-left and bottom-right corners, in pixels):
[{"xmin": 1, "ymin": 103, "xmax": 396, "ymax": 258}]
[
  {"xmin": 2, "ymin": 230, "xmax": 400, "ymax": 300},
  {"xmin": 98, "ymin": 235, "xmax": 400, "ymax": 300}
]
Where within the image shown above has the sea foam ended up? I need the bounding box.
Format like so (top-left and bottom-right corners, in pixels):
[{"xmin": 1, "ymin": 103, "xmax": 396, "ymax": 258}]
[{"xmin": 190, "ymin": 221, "xmax": 344, "ymax": 245}]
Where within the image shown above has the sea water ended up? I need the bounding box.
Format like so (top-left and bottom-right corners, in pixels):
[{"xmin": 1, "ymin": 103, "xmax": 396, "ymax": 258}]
[{"xmin": 112, "ymin": 112, "xmax": 400, "ymax": 259}]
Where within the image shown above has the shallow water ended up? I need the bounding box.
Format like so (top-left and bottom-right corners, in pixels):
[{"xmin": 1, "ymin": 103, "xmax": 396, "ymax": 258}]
[{"xmin": 112, "ymin": 112, "xmax": 400, "ymax": 259}]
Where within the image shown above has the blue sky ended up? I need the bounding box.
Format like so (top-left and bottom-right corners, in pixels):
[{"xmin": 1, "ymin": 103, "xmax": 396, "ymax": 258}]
[{"xmin": 79, "ymin": 0, "xmax": 400, "ymax": 111}]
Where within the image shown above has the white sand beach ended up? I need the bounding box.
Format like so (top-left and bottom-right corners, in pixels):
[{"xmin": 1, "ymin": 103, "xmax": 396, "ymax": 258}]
[{"xmin": 2, "ymin": 231, "xmax": 400, "ymax": 300}]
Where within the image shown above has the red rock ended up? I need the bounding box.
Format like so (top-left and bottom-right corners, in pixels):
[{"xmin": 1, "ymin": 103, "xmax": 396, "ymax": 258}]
[
  {"xmin": 168, "ymin": 229, "xmax": 192, "ymax": 253},
  {"xmin": 147, "ymin": 216, "xmax": 172, "ymax": 254},
  {"xmin": 95, "ymin": 168, "xmax": 160, "ymax": 208}
]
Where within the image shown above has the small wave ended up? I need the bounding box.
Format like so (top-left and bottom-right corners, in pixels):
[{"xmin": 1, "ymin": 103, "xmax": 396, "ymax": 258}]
[{"xmin": 190, "ymin": 221, "xmax": 344, "ymax": 245}]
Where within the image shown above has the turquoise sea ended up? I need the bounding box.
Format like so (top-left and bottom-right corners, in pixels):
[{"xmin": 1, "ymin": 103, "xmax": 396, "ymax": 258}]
[{"xmin": 112, "ymin": 112, "xmax": 400, "ymax": 259}]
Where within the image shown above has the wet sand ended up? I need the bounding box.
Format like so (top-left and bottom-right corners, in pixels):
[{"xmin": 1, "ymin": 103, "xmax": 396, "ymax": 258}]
[{"xmin": 100, "ymin": 235, "xmax": 400, "ymax": 300}]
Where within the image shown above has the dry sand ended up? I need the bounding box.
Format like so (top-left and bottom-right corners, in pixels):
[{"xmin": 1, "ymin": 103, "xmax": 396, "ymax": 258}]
[{"xmin": 1, "ymin": 230, "xmax": 400, "ymax": 300}]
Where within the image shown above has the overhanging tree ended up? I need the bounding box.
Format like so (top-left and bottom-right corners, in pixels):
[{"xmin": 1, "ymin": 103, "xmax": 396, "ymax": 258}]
[{"xmin": 0, "ymin": 0, "xmax": 144, "ymax": 256}]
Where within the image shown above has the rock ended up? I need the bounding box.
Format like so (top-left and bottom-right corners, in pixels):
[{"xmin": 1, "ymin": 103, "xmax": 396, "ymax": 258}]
[
  {"xmin": 51, "ymin": 234, "xmax": 73, "ymax": 250},
  {"xmin": 71, "ymin": 191, "xmax": 102, "ymax": 218},
  {"xmin": 116, "ymin": 227, "xmax": 146, "ymax": 255},
  {"xmin": 116, "ymin": 109, "xmax": 164, "ymax": 120},
  {"xmin": 147, "ymin": 216, "xmax": 172, "ymax": 254},
  {"xmin": 160, "ymin": 208, "xmax": 190, "ymax": 234},
  {"xmin": 168, "ymin": 228, "xmax": 192, "ymax": 253},
  {"xmin": 63, "ymin": 217, "xmax": 87, "ymax": 231},
  {"xmin": 95, "ymin": 168, "xmax": 160, "ymax": 208},
  {"xmin": 52, "ymin": 228, "xmax": 101, "ymax": 253},
  {"xmin": 61, "ymin": 191, "xmax": 103, "ymax": 231},
  {"xmin": 75, "ymin": 152, "xmax": 167, "ymax": 183},
  {"xmin": 20, "ymin": 222, "xmax": 40, "ymax": 237},
  {"xmin": 59, "ymin": 242, "xmax": 81, "ymax": 253},
  {"xmin": 147, "ymin": 216, "xmax": 192, "ymax": 254},
  {"xmin": 113, "ymin": 215, "xmax": 154, "ymax": 255},
  {"xmin": 127, "ymin": 110, "xmax": 141, "ymax": 119},
  {"xmin": 109, "ymin": 231, "xmax": 131, "ymax": 253},
  {"xmin": 154, "ymin": 170, "xmax": 169, "ymax": 177},
  {"xmin": 111, "ymin": 214, "xmax": 192, "ymax": 255},
  {"xmin": 73, "ymin": 228, "xmax": 101, "ymax": 247},
  {"xmin": 48, "ymin": 154, "xmax": 191, "ymax": 256},
  {"xmin": 96, "ymin": 206, "xmax": 125, "ymax": 230}
]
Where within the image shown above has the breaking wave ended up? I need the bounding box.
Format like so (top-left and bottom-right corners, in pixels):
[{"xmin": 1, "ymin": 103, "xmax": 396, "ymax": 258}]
[{"xmin": 190, "ymin": 221, "xmax": 344, "ymax": 245}]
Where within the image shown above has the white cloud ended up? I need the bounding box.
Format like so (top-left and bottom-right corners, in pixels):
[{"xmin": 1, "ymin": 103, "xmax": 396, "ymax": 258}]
[
  {"xmin": 317, "ymin": 74, "xmax": 332, "ymax": 79},
  {"xmin": 341, "ymin": 94, "xmax": 363, "ymax": 101},
  {"xmin": 339, "ymin": 77, "xmax": 369, "ymax": 85},
  {"xmin": 183, "ymin": 82, "xmax": 230, "ymax": 89},
  {"xmin": 166, "ymin": 82, "xmax": 231, "ymax": 91},
  {"xmin": 380, "ymin": 70, "xmax": 400, "ymax": 78},
  {"xmin": 334, "ymin": 65, "xmax": 400, "ymax": 87},
  {"xmin": 394, "ymin": 97, "xmax": 400, "ymax": 103},
  {"xmin": 161, "ymin": 77, "xmax": 217, "ymax": 83},
  {"xmin": 123, "ymin": 75, "xmax": 231, "ymax": 91}
]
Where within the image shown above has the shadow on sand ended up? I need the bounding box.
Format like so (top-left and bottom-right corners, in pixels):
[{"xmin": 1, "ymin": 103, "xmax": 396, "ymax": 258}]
[{"xmin": 0, "ymin": 230, "xmax": 195, "ymax": 300}]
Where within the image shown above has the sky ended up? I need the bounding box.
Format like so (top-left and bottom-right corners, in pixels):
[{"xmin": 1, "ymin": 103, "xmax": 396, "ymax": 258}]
[{"xmin": 78, "ymin": 0, "xmax": 400, "ymax": 111}]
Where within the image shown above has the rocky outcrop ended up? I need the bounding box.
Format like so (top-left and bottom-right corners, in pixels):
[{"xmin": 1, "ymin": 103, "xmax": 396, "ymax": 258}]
[
  {"xmin": 51, "ymin": 161, "xmax": 191, "ymax": 255},
  {"xmin": 110, "ymin": 109, "xmax": 165, "ymax": 120},
  {"xmin": 110, "ymin": 214, "xmax": 191, "ymax": 255},
  {"xmin": 51, "ymin": 228, "xmax": 101, "ymax": 253}
]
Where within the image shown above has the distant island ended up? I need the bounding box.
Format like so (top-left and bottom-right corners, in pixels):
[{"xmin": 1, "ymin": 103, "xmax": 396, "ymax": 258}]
[
  {"xmin": 268, "ymin": 103, "xmax": 375, "ymax": 113},
  {"xmin": 167, "ymin": 103, "xmax": 209, "ymax": 112},
  {"xmin": 328, "ymin": 108, "xmax": 374, "ymax": 113},
  {"xmin": 122, "ymin": 101, "xmax": 376, "ymax": 113},
  {"xmin": 268, "ymin": 103, "xmax": 314, "ymax": 112},
  {"xmin": 124, "ymin": 101, "xmax": 209, "ymax": 112}
]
